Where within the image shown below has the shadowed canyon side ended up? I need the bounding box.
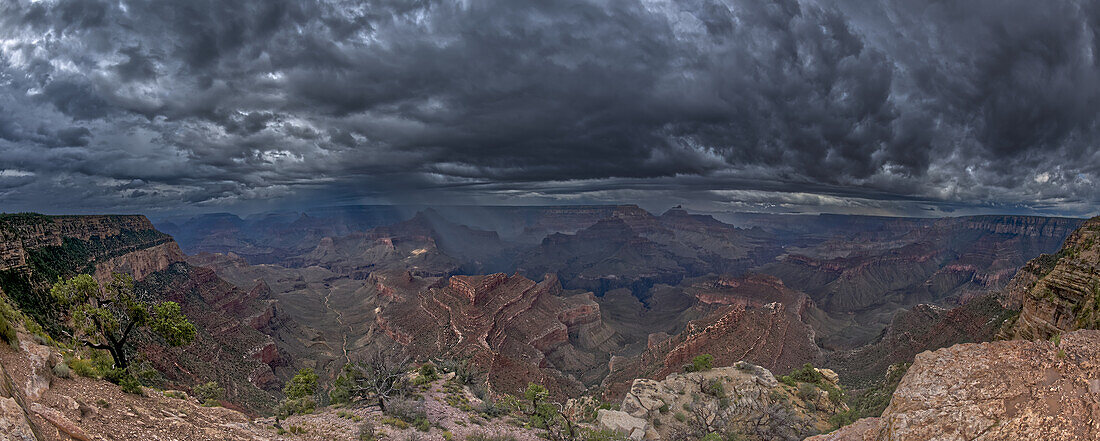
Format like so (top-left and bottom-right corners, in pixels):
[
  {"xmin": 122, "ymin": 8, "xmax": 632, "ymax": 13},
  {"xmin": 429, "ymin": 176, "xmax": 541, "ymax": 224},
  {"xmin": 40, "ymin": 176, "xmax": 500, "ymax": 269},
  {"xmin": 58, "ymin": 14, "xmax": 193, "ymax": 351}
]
[
  {"xmin": 810, "ymin": 216, "xmax": 1100, "ymax": 440},
  {"xmin": 0, "ymin": 214, "xmax": 286, "ymax": 413}
]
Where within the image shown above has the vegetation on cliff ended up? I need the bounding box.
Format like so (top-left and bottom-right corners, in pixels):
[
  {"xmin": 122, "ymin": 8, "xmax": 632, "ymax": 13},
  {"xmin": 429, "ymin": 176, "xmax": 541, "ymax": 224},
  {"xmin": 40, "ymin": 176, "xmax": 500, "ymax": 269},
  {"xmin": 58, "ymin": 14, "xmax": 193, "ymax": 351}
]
[{"xmin": 51, "ymin": 273, "xmax": 195, "ymax": 369}]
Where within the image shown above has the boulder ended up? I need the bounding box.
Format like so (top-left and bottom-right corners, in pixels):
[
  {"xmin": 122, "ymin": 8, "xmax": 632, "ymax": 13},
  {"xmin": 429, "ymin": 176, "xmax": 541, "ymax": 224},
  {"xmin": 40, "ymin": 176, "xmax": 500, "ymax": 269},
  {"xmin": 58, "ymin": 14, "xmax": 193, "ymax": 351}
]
[
  {"xmin": 621, "ymin": 379, "xmax": 666, "ymax": 419},
  {"xmin": 815, "ymin": 368, "xmax": 839, "ymax": 386},
  {"xmin": 0, "ymin": 397, "xmax": 36, "ymax": 441},
  {"xmin": 597, "ymin": 409, "xmax": 648, "ymax": 441},
  {"xmin": 18, "ymin": 341, "xmax": 51, "ymax": 399}
]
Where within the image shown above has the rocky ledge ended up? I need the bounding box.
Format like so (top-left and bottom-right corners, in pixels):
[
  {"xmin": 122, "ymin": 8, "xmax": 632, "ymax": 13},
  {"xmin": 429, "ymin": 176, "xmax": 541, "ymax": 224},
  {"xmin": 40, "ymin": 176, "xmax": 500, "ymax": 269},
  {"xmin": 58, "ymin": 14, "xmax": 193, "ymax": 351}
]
[
  {"xmin": 599, "ymin": 362, "xmax": 844, "ymax": 441},
  {"xmin": 810, "ymin": 329, "xmax": 1100, "ymax": 440}
]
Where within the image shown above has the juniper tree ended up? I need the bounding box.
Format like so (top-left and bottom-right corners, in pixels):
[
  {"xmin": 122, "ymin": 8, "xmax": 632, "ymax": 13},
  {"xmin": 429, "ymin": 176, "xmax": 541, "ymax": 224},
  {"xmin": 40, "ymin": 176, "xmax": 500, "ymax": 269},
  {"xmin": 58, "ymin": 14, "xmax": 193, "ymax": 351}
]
[{"xmin": 51, "ymin": 273, "xmax": 196, "ymax": 369}]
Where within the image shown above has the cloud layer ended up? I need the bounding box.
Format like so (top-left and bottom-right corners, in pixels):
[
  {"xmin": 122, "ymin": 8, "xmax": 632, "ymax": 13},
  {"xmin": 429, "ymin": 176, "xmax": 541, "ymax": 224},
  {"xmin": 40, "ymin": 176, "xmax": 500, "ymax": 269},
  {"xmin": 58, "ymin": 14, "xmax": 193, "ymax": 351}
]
[{"xmin": 1, "ymin": 0, "xmax": 1098, "ymax": 216}]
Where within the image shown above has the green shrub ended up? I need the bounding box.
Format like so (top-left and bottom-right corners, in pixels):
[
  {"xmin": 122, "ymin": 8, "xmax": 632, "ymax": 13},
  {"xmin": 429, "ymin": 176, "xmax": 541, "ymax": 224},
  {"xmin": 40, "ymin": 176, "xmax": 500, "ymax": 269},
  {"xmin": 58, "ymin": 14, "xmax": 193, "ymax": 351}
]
[
  {"xmin": 119, "ymin": 374, "xmax": 143, "ymax": 395},
  {"xmin": 284, "ymin": 368, "xmax": 318, "ymax": 399},
  {"xmin": 658, "ymin": 403, "xmax": 670, "ymax": 413},
  {"xmin": 0, "ymin": 313, "xmax": 16, "ymax": 348},
  {"xmin": 276, "ymin": 397, "xmax": 316, "ymax": 417},
  {"xmin": 440, "ymin": 358, "xmax": 480, "ymax": 385},
  {"xmin": 787, "ymin": 363, "xmax": 823, "ymax": 384},
  {"xmin": 821, "ymin": 382, "xmax": 844, "ymax": 404},
  {"xmin": 674, "ymin": 411, "xmax": 686, "ymax": 422},
  {"xmin": 69, "ymin": 359, "xmax": 97, "ymax": 378},
  {"xmin": 706, "ymin": 379, "xmax": 725, "ymax": 397},
  {"xmin": 329, "ymin": 378, "xmax": 352, "ymax": 405},
  {"xmin": 102, "ymin": 368, "xmax": 127, "ymax": 384},
  {"xmin": 0, "ymin": 297, "xmax": 24, "ymax": 348},
  {"xmin": 52, "ymin": 362, "xmax": 71, "ymax": 378},
  {"xmin": 89, "ymin": 350, "xmax": 114, "ymax": 374},
  {"xmin": 412, "ymin": 363, "xmax": 439, "ymax": 386},
  {"xmin": 194, "ymin": 381, "xmax": 225, "ymax": 406},
  {"xmin": 829, "ymin": 410, "xmax": 859, "ymax": 429},
  {"xmin": 702, "ymin": 434, "xmax": 723, "ymax": 441},
  {"xmin": 685, "ymin": 354, "xmax": 714, "ymax": 372},
  {"xmin": 419, "ymin": 363, "xmax": 439, "ymax": 380},
  {"xmin": 833, "ymin": 362, "xmax": 910, "ymax": 429}
]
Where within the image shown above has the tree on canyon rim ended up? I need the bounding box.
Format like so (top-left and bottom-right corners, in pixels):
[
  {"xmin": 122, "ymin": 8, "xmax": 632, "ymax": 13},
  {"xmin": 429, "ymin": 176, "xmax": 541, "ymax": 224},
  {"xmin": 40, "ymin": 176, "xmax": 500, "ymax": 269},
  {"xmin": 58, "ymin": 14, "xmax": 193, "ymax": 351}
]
[{"xmin": 51, "ymin": 273, "xmax": 196, "ymax": 369}]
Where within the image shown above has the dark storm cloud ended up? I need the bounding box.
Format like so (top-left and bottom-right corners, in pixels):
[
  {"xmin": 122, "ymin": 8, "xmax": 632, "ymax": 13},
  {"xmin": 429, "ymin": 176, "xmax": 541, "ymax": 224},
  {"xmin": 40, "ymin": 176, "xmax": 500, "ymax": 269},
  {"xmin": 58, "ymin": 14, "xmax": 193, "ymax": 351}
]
[{"xmin": 0, "ymin": 0, "xmax": 1097, "ymax": 216}]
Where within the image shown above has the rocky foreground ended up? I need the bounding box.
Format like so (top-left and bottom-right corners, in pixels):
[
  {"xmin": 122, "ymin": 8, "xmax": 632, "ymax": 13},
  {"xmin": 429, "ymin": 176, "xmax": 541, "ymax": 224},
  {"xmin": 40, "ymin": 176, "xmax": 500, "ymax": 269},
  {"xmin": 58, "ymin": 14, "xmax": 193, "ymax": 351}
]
[
  {"xmin": 811, "ymin": 330, "xmax": 1100, "ymax": 441},
  {"xmin": 0, "ymin": 324, "xmax": 545, "ymax": 441}
]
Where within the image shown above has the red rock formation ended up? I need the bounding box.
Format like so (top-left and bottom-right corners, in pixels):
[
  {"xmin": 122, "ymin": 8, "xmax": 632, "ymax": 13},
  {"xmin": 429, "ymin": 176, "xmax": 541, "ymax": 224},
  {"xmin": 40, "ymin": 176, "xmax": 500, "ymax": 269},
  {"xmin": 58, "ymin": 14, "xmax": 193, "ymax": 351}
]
[
  {"xmin": 0, "ymin": 214, "xmax": 171, "ymax": 271},
  {"xmin": 1007, "ymin": 216, "xmax": 1100, "ymax": 339},
  {"xmin": 600, "ymin": 274, "xmax": 822, "ymax": 400},
  {"xmin": 136, "ymin": 262, "xmax": 285, "ymax": 409},
  {"xmin": 91, "ymin": 241, "xmax": 184, "ymax": 284},
  {"xmin": 373, "ymin": 271, "xmax": 616, "ymax": 397}
]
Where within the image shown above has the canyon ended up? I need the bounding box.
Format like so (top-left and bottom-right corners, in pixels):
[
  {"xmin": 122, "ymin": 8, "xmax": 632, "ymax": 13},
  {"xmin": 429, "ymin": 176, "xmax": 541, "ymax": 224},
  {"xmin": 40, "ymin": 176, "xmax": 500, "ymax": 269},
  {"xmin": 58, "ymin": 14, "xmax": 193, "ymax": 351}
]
[{"xmin": 1, "ymin": 206, "xmax": 1097, "ymax": 440}]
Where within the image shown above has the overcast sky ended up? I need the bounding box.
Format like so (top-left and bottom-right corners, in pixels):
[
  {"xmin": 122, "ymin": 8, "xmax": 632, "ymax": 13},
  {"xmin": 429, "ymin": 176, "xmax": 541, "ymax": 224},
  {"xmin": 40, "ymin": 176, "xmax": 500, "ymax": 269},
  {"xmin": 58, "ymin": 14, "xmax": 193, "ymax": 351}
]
[{"xmin": 1, "ymin": 0, "xmax": 1098, "ymax": 217}]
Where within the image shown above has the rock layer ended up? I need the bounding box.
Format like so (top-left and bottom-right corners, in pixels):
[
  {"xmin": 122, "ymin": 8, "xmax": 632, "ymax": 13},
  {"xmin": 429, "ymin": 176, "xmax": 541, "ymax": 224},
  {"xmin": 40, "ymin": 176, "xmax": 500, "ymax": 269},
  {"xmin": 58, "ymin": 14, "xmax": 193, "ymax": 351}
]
[
  {"xmin": 375, "ymin": 271, "xmax": 619, "ymax": 397},
  {"xmin": 1008, "ymin": 217, "xmax": 1100, "ymax": 339},
  {"xmin": 810, "ymin": 330, "xmax": 1100, "ymax": 440}
]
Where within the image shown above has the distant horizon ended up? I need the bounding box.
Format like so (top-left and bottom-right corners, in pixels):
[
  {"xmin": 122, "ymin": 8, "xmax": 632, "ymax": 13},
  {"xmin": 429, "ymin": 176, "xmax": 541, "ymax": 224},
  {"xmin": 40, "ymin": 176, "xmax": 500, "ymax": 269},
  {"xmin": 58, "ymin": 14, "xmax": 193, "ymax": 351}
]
[{"xmin": 7, "ymin": 203, "xmax": 1091, "ymax": 225}]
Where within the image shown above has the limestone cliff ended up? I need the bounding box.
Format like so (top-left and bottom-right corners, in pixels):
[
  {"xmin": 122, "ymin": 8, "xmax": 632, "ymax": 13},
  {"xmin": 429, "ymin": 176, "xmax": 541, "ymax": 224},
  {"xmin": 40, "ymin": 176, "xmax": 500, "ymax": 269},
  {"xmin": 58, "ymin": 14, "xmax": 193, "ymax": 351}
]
[
  {"xmin": 1007, "ymin": 216, "xmax": 1100, "ymax": 339},
  {"xmin": 0, "ymin": 214, "xmax": 182, "ymax": 327}
]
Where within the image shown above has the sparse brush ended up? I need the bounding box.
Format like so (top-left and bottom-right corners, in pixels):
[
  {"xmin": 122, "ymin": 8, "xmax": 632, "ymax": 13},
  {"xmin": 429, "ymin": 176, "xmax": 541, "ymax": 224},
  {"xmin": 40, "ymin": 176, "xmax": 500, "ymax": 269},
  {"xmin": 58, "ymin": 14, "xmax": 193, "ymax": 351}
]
[
  {"xmin": 384, "ymin": 397, "xmax": 426, "ymax": 423},
  {"xmin": 465, "ymin": 433, "xmax": 518, "ymax": 441},
  {"xmin": 193, "ymin": 381, "xmax": 225, "ymax": 406},
  {"xmin": 276, "ymin": 397, "xmax": 315, "ymax": 417},
  {"xmin": 477, "ymin": 399, "xmax": 508, "ymax": 418},
  {"xmin": 796, "ymin": 383, "xmax": 818, "ymax": 402},
  {"xmin": 357, "ymin": 422, "xmax": 377, "ymax": 441},
  {"xmin": 52, "ymin": 362, "xmax": 71, "ymax": 378}
]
